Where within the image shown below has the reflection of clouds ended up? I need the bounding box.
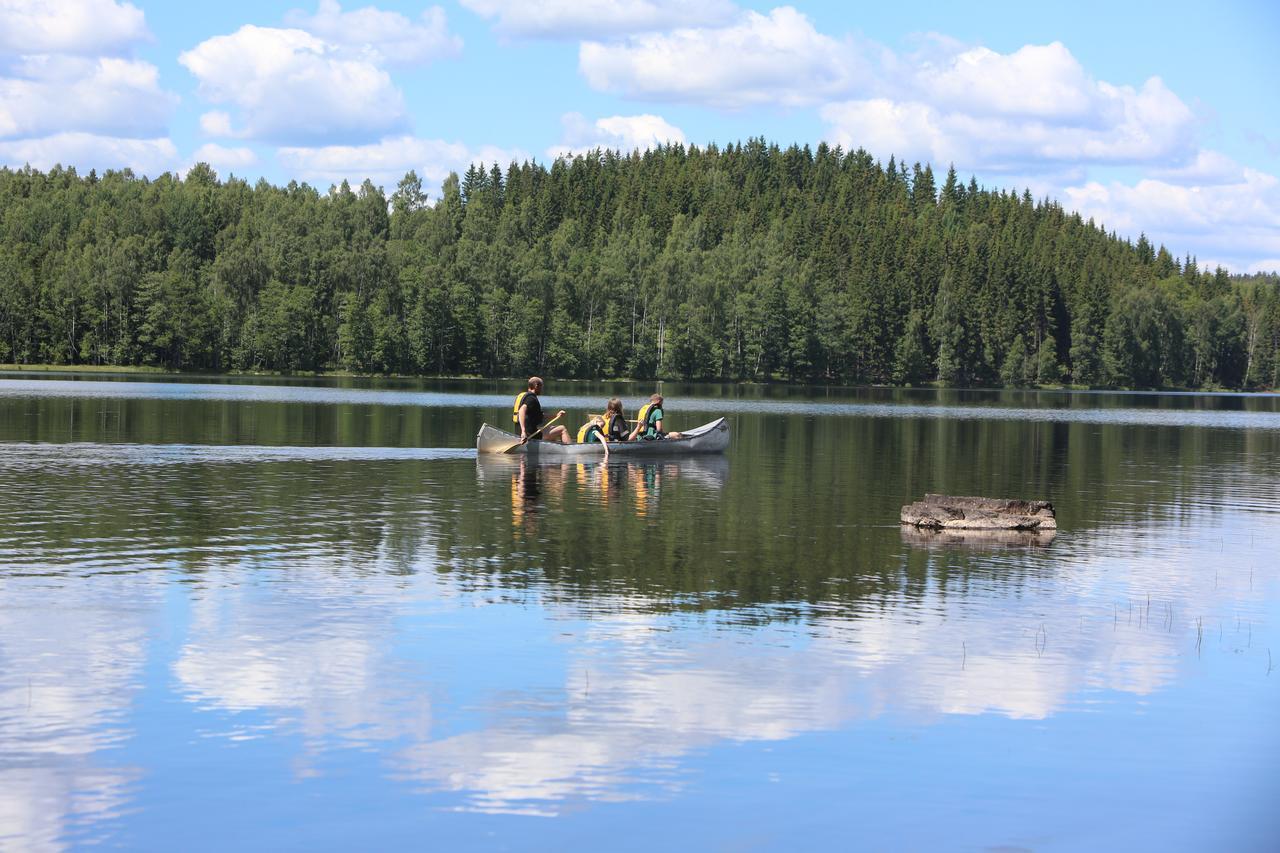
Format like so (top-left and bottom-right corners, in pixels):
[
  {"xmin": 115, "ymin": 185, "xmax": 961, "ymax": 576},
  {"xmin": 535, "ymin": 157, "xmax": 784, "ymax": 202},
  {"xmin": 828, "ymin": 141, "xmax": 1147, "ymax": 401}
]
[
  {"xmin": 0, "ymin": 580, "xmax": 150, "ymax": 851},
  {"xmin": 394, "ymin": 511, "xmax": 1276, "ymax": 814},
  {"xmin": 0, "ymin": 767, "xmax": 135, "ymax": 853},
  {"xmin": 397, "ymin": 623, "xmax": 852, "ymax": 815},
  {"xmin": 173, "ymin": 581, "xmax": 434, "ymax": 752}
]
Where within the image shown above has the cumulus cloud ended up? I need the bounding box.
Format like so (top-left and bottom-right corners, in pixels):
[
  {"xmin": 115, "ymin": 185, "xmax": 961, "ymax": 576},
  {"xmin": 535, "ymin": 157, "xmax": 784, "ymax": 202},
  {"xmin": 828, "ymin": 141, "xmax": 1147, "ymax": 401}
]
[
  {"xmin": 191, "ymin": 142, "xmax": 258, "ymax": 173},
  {"xmin": 0, "ymin": 0, "xmax": 179, "ymax": 171},
  {"xmin": 277, "ymin": 134, "xmax": 529, "ymax": 190},
  {"xmin": 0, "ymin": 131, "xmax": 177, "ymax": 173},
  {"xmin": 461, "ymin": 0, "xmax": 737, "ymax": 38},
  {"xmin": 1149, "ymin": 148, "xmax": 1247, "ymax": 186},
  {"xmin": 808, "ymin": 37, "xmax": 1280, "ymax": 270},
  {"xmin": 547, "ymin": 111, "xmax": 685, "ymax": 159},
  {"xmin": 579, "ymin": 6, "xmax": 864, "ymax": 108},
  {"xmin": 821, "ymin": 58, "xmax": 1196, "ymax": 174},
  {"xmin": 180, "ymin": 25, "xmax": 408, "ymax": 145},
  {"xmin": 0, "ymin": 0, "xmax": 148, "ymax": 57},
  {"xmin": 0, "ymin": 56, "xmax": 175, "ymax": 139},
  {"xmin": 284, "ymin": 0, "xmax": 461, "ymax": 65},
  {"xmin": 913, "ymin": 42, "xmax": 1101, "ymax": 121},
  {"xmin": 199, "ymin": 110, "xmax": 234, "ymax": 137},
  {"xmin": 1063, "ymin": 167, "xmax": 1280, "ymax": 272}
]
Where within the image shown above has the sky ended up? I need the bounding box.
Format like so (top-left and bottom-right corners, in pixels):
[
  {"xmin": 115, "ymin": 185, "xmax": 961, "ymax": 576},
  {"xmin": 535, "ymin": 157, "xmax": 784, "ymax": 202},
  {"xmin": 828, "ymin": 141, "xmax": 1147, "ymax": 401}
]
[{"xmin": 1, "ymin": 0, "xmax": 1278, "ymax": 272}]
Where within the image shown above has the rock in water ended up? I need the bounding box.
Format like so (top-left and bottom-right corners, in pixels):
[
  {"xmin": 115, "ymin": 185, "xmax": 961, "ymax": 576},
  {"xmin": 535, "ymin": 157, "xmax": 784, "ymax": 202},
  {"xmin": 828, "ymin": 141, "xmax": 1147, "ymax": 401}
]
[{"xmin": 900, "ymin": 494, "xmax": 1057, "ymax": 531}]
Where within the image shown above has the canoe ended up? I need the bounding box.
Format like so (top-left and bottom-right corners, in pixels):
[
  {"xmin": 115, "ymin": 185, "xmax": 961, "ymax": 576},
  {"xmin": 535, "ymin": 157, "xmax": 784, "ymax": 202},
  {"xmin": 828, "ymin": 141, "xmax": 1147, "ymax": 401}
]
[{"xmin": 476, "ymin": 417, "xmax": 730, "ymax": 456}]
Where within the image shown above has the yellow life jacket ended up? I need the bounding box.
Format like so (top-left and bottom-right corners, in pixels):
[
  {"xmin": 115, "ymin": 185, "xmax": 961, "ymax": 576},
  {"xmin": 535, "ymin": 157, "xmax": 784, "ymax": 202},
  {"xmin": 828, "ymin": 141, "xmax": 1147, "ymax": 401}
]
[
  {"xmin": 512, "ymin": 391, "xmax": 531, "ymax": 424},
  {"xmin": 637, "ymin": 402, "xmax": 661, "ymax": 436},
  {"xmin": 577, "ymin": 421, "xmax": 606, "ymax": 444}
]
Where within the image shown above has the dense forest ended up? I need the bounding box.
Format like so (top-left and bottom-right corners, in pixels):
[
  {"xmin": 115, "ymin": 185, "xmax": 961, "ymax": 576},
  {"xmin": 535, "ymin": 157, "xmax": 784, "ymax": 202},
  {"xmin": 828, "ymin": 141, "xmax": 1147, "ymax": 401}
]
[{"xmin": 1, "ymin": 140, "xmax": 1277, "ymax": 389}]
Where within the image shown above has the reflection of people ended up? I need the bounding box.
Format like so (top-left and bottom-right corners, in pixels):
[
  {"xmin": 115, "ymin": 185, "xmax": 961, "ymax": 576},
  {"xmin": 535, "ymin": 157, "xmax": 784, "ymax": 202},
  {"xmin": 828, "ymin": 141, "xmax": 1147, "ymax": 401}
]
[
  {"xmin": 629, "ymin": 394, "xmax": 683, "ymax": 441},
  {"xmin": 512, "ymin": 459, "xmax": 571, "ymax": 532},
  {"xmin": 514, "ymin": 376, "xmax": 569, "ymax": 445},
  {"xmin": 631, "ymin": 461, "xmax": 661, "ymax": 516},
  {"xmin": 511, "ymin": 457, "xmax": 539, "ymax": 530}
]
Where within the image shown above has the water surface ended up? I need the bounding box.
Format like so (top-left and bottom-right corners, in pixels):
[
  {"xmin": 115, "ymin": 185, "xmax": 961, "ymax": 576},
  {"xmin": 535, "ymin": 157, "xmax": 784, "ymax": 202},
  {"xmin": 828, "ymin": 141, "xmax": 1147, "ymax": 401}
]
[{"xmin": 1, "ymin": 376, "xmax": 1278, "ymax": 850}]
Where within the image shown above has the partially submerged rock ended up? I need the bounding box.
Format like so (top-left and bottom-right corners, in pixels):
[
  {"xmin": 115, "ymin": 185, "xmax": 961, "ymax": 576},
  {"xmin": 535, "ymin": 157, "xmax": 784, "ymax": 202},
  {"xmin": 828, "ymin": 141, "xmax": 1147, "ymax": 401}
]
[{"xmin": 900, "ymin": 494, "xmax": 1057, "ymax": 531}]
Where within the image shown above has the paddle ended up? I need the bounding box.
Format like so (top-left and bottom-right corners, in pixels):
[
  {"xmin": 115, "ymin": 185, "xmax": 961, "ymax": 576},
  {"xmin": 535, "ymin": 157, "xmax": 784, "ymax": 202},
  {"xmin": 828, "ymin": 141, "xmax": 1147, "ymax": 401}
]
[{"xmin": 501, "ymin": 411, "xmax": 564, "ymax": 454}]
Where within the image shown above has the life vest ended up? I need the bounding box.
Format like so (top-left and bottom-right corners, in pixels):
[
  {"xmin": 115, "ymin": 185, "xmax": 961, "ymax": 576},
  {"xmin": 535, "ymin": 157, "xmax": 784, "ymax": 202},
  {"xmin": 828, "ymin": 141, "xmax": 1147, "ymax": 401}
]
[
  {"xmin": 513, "ymin": 390, "xmax": 542, "ymax": 432},
  {"xmin": 604, "ymin": 411, "xmax": 628, "ymax": 441},
  {"xmin": 577, "ymin": 421, "xmax": 606, "ymax": 444},
  {"xmin": 512, "ymin": 391, "xmax": 531, "ymax": 424},
  {"xmin": 636, "ymin": 402, "xmax": 662, "ymax": 436}
]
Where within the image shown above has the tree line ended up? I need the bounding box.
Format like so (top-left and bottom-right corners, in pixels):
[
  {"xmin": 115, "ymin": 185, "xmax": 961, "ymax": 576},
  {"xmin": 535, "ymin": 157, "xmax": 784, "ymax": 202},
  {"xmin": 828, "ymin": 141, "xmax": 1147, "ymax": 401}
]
[{"xmin": 1, "ymin": 140, "xmax": 1277, "ymax": 389}]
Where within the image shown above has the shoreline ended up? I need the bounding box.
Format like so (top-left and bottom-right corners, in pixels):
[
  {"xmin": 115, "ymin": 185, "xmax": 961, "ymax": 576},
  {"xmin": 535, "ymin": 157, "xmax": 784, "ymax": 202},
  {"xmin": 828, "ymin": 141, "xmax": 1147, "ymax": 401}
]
[{"xmin": 0, "ymin": 363, "xmax": 1273, "ymax": 394}]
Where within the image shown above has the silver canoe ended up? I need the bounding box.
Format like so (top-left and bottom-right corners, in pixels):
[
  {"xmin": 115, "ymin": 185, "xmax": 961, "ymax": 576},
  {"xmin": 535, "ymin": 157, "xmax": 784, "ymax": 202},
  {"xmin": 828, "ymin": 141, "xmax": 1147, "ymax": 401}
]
[{"xmin": 476, "ymin": 417, "xmax": 730, "ymax": 456}]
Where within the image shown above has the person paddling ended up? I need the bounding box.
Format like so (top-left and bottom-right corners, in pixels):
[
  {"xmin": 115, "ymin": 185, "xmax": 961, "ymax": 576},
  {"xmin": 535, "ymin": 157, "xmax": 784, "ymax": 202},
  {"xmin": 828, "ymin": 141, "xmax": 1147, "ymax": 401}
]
[
  {"xmin": 629, "ymin": 393, "xmax": 683, "ymax": 441},
  {"xmin": 514, "ymin": 376, "xmax": 569, "ymax": 445}
]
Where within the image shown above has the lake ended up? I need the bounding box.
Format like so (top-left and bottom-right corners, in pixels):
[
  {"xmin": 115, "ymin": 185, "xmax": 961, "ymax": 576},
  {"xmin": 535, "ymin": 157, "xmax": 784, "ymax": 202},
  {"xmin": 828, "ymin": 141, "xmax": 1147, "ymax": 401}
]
[{"xmin": 1, "ymin": 374, "xmax": 1278, "ymax": 851}]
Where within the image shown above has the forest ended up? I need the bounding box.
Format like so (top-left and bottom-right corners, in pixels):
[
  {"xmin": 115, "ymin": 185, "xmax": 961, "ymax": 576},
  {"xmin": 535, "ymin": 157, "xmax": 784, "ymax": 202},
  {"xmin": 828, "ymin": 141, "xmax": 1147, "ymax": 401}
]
[{"xmin": 1, "ymin": 140, "xmax": 1277, "ymax": 389}]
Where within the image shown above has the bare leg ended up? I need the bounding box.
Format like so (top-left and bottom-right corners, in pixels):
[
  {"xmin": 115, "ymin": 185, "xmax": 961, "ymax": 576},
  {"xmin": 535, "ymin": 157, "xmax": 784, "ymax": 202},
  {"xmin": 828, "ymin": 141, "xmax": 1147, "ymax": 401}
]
[{"xmin": 546, "ymin": 425, "xmax": 571, "ymax": 445}]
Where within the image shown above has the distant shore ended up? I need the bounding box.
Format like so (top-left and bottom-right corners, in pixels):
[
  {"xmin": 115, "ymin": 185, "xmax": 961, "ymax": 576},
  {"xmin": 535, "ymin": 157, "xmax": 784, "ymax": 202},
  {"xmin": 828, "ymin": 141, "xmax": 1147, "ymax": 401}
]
[{"xmin": 2, "ymin": 363, "xmax": 1273, "ymax": 394}]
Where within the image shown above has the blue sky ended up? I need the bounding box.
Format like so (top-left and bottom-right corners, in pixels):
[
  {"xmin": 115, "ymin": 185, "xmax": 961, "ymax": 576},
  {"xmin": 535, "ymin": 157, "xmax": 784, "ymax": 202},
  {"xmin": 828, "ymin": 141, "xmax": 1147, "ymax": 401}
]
[{"xmin": 1, "ymin": 0, "xmax": 1277, "ymax": 271}]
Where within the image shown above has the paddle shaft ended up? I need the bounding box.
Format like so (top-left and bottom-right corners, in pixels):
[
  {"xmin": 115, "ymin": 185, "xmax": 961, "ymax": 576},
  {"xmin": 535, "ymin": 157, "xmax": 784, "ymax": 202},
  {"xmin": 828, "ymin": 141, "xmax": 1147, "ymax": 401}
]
[{"xmin": 503, "ymin": 411, "xmax": 564, "ymax": 453}]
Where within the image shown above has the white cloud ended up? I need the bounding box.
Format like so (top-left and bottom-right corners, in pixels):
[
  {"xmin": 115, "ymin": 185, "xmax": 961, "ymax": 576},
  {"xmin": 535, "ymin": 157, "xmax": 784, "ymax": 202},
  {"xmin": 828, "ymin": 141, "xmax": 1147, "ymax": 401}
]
[
  {"xmin": 0, "ymin": 132, "xmax": 178, "ymax": 173},
  {"xmin": 1150, "ymin": 148, "xmax": 1246, "ymax": 186},
  {"xmin": 579, "ymin": 7, "xmax": 864, "ymax": 108},
  {"xmin": 191, "ymin": 142, "xmax": 258, "ymax": 173},
  {"xmin": 179, "ymin": 25, "xmax": 407, "ymax": 145},
  {"xmin": 808, "ymin": 36, "xmax": 1279, "ymax": 270},
  {"xmin": 1063, "ymin": 167, "xmax": 1280, "ymax": 272},
  {"xmin": 548, "ymin": 112, "xmax": 685, "ymax": 159},
  {"xmin": 0, "ymin": 56, "xmax": 175, "ymax": 139},
  {"xmin": 914, "ymin": 42, "xmax": 1100, "ymax": 121},
  {"xmin": 821, "ymin": 75, "xmax": 1196, "ymax": 173},
  {"xmin": 277, "ymin": 134, "xmax": 528, "ymax": 190},
  {"xmin": 284, "ymin": 0, "xmax": 461, "ymax": 65},
  {"xmin": 461, "ymin": 0, "xmax": 737, "ymax": 38},
  {"xmin": 199, "ymin": 110, "xmax": 234, "ymax": 137},
  {"xmin": 0, "ymin": 0, "xmax": 148, "ymax": 57}
]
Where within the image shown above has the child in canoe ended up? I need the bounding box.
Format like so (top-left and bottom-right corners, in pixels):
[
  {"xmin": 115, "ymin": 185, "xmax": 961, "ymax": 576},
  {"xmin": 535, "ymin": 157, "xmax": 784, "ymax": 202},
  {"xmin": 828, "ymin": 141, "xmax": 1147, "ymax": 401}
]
[
  {"xmin": 629, "ymin": 394, "xmax": 683, "ymax": 441},
  {"xmin": 576, "ymin": 413, "xmax": 613, "ymax": 458},
  {"xmin": 577, "ymin": 399, "xmax": 631, "ymax": 457}
]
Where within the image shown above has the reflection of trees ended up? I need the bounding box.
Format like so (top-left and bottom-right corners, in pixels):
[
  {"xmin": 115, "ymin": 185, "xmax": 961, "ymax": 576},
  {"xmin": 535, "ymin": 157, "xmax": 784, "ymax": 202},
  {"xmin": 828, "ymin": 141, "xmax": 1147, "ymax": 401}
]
[
  {"xmin": 455, "ymin": 415, "xmax": 1280, "ymax": 615},
  {"xmin": 4, "ymin": 407, "xmax": 1278, "ymax": 616}
]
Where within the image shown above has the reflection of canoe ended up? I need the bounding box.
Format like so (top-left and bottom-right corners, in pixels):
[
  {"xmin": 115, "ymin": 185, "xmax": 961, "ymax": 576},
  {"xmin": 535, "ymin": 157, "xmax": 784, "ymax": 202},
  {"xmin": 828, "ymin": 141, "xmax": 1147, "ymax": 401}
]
[
  {"xmin": 476, "ymin": 453, "xmax": 730, "ymax": 490},
  {"xmin": 476, "ymin": 417, "xmax": 730, "ymax": 456}
]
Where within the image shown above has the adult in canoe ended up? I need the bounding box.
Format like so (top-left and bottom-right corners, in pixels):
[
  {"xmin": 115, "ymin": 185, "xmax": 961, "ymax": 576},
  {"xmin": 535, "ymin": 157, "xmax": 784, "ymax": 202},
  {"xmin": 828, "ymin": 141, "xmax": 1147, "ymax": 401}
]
[
  {"xmin": 629, "ymin": 393, "xmax": 683, "ymax": 441},
  {"xmin": 513, "ymin": 377, "xmax": 569, "ymax": 445}
]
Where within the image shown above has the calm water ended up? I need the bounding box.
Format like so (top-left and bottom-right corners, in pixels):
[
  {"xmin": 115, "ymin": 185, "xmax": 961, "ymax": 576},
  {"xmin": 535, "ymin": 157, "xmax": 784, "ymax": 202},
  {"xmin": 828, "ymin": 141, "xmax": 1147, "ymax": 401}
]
[{"xmin": 2, "ymin": 374, "xmax": 1278, "ymax": 851}]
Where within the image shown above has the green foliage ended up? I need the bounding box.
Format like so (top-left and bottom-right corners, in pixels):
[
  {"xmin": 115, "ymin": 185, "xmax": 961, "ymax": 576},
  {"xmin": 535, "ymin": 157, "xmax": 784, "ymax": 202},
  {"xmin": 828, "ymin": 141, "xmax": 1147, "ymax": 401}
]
[
  {"xmin": 0, "ymin": 151, "xmax": 1275, "ymax": 388},
  {"xmin": 893, "ymin": 309, "xmax": 930, "ymax": 385}
]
